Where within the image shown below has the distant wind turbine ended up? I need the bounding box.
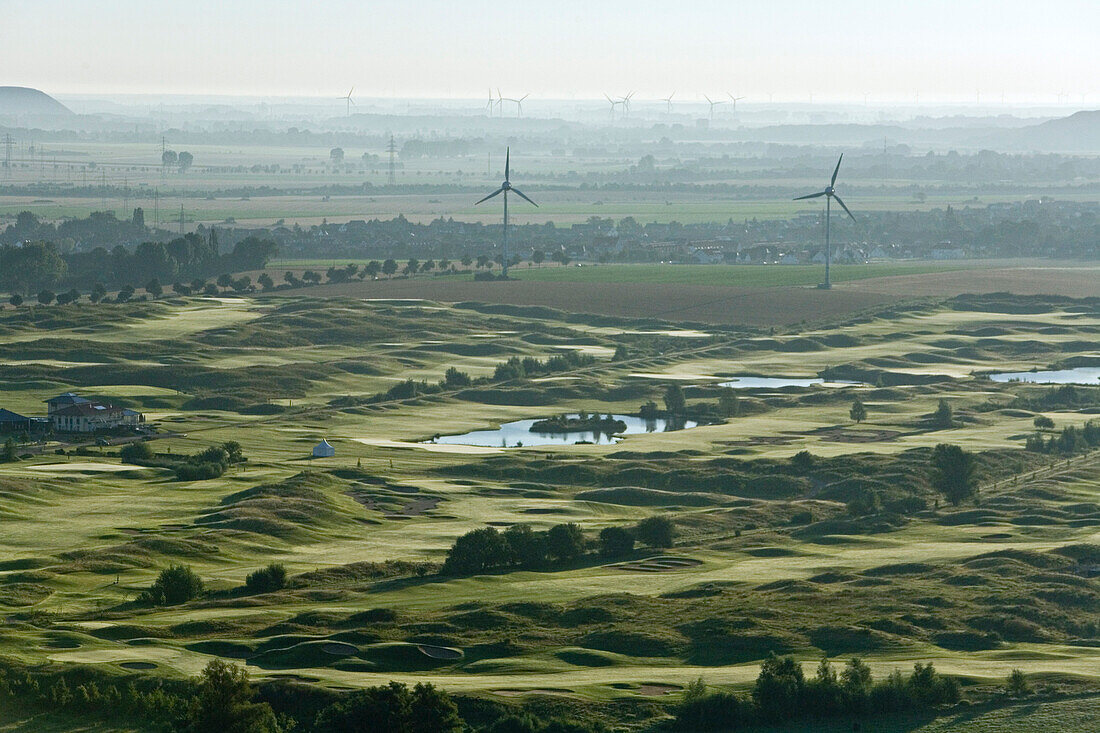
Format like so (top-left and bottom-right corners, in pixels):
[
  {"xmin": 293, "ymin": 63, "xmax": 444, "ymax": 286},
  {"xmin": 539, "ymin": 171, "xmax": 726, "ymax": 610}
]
[
  {"xmin": 475, "ymin": 148, "xmax": 537, "ymax": 278},
  {"xmin": 340, "ymin": 87, "xmax": 355, "ymax": 117},
  {"xmin": 703, "ymin": 94, "xmax": 725, "ymax": 120},
  {"xmin": 727, "ymin": 93, "xmax": 746, "ymax": 112},
  {"xmin": 793, "ymin": 154, "xmax": 855, "ymax": 290},
  {"xmin": 485, "ymin": 88, "xmax": 495, "ymax": 116},
  {"xmin": 618, "ymin": 91, "xmax": 635, "ymax": 117},
  {"xmin": 662, "ymin": 92, "xmax": 675, "ymax": 113},
  {"xmin": 604, "ymin": 93, "xmax": 622, "ymax": 120}
]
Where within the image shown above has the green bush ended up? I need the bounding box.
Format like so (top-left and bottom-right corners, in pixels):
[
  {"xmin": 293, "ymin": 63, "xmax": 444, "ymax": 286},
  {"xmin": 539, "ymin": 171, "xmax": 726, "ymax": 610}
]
[
  {"xmin": 245, "ymin": 563, "xmax": 287, "ymax": 594},
  {"xmin": 119, "ymin": 441, "xmax": 154, "ymax": 464},
  {"xmin": 138, "ymin": 564, "xmax": 203, "ymax": 606}
]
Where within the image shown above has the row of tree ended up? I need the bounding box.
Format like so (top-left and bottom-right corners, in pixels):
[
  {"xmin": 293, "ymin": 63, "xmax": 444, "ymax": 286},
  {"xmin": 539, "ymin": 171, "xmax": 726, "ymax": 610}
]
[
  {"xmin": 0, "ymin": 230, "xmax": 276, "ymax": 295},
  {"xmin": 442, "ymin": 517, "xmax": 675, "ymax": 576},
  {"xmin": 674, "ymin": 655, "xmax": 962, "ymax": 730}
]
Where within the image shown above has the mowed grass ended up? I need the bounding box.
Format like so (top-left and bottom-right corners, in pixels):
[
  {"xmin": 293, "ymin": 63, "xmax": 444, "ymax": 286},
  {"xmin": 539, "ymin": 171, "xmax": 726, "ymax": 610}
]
[{"xmin": 0, "ymin": 291, "xmax": 1099, "ymax": 715}]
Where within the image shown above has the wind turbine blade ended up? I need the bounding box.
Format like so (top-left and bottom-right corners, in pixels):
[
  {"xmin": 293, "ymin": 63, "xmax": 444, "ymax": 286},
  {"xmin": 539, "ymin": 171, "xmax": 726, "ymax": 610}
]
[
  {"xmin": 505, "ymin": 148, "xmax": 510, "ymax": 181},
  {"xmin": 510, "ymin": 187, "xmax": 538, "ymax": 207},
  {"xmin": 833, "ymin": 193, "xmax": 856, "ymax": 221},
  {"xmin": 520, "ymin": 94, "xmax": 529, "ymax": 102},
  {"xmin": 831, "ymin": 154, "xmax": 844, "ymax": 186},
  {"xmin": 793, "ymin": 191, "xmax": 826, "ymax": 200},
  {"xmin": 704, "ymin": 94, "xmax": 713, "ymax": 104},
  {"xmin": 475, "ymin": 188, "xmax": 505, "ymax": 205}
]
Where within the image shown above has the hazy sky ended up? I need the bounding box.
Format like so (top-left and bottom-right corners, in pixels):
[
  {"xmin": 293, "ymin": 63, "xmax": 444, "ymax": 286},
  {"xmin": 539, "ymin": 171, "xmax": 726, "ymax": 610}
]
[{"xmin": 5, "ymin": 0, "xmax": 1098, "ymax": 102}]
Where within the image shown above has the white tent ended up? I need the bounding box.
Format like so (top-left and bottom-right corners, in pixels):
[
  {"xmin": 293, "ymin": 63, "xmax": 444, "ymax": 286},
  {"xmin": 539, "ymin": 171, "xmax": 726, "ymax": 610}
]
[{"xmin": 312, "ymin": 439, "xmax": 335, "ymax": 458}]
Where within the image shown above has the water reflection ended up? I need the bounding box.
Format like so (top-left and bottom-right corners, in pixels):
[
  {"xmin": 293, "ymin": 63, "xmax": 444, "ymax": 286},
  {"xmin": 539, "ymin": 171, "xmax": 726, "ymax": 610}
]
[{"xmin": 425, "ymin": 414, "xmax": 700, "ymax": 448}]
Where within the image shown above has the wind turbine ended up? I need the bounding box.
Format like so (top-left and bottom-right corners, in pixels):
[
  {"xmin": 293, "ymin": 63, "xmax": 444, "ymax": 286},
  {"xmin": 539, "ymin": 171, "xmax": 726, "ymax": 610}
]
[
  {"xmin": 618, "ymin": 91, "xmax": 635, "ymax": 117},
  {"xmin": 703, "ymin": 94, "xmax": 725, "ymax": 120},
  {"xmin": 512, "ymin": 93, "xmax": 529, "ymax": 117},
  {"xmin": 604, "ymin": 93, "xmax": 622, "ymax": 120},
  {"xmin": 662, "ymin": 92, "xmax": 675, "ymax": 113},
  {"xmin": 793, "ymin": 154, "xmax": 855, "ymax": 290},
  {"xmin": 340, "ymin": 87, "xmax": 355, "ymax": 116},
  {"xmin": 485, "ymin": 88, "xmax": 495, "ymax": 116},
  {"xmin": 727, "ymin": 93, "xmax": 746, "ymax": 112},
  {"xmin": 475, "ymin": 148, "xmax": 537, "ymax": 278}
]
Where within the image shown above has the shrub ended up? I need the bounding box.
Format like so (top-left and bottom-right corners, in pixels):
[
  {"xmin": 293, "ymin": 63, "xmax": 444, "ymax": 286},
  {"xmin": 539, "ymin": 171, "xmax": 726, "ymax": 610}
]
[
  {"xmin": 442, "ymin": 527, "xmax": 511, "ymax": 575},
  {"xmin": 931, "ymin": 443, "xmax": 978, "ymax": 505},
  {"xmin": 119, "ymin": 441, "xmax": 154, "ymax": 464},
  {"xmin": 244, "ymin": 563, "xmax": 287, "ymax": 594},
  {"xmin": 598, "ymin": 526, "xmax": 635, "ymax": 557},
  {"xmin": 932, "ymin": 399, "xmax": 954, "ymax": 428},
  {"xmin": 138, "ymin": 564, "xmax": 203, "ymax": 605},
  {"xmin": 1006, "ymin": 668, "xmax": 1030, "ymax": 697},
  {"xmin": 635, "ymin": 516, "xmax": 675, "ymax": 548}
]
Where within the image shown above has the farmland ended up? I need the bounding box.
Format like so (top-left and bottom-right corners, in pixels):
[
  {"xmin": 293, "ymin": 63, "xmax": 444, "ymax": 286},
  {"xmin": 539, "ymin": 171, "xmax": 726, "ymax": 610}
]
[{"xmin": 0, "ymin": 286, "xmax": 1098, "ymax": 730}]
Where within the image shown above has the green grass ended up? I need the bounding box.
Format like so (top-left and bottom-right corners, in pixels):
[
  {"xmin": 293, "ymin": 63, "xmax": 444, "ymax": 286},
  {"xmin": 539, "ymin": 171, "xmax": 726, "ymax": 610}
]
[
  {"xmin": 509, "ymin": 262, "xmax": 981, "ymax": 287},
  {"xmin": 0, "ymin": 290, "xmax": 1098, "ymax": 726}
]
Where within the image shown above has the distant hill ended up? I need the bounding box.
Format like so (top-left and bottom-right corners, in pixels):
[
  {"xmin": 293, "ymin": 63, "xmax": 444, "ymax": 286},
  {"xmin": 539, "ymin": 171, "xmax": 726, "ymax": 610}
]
[
  {"xmin": 0, "ymin": 86, "xmax": 73, "ymax": 116},
  {"xmin": 1011, "ymin": 110, "xmax": 1100, "ymax": 152}
]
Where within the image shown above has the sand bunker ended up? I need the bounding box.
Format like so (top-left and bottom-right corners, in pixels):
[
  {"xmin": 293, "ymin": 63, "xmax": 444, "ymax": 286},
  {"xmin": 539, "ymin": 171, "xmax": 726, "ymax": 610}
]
[
  {"xmin": 27, "ymin": 463, "xmax": 148, "ymax": 473},
  {"xmin": 613, "ymin": 556, "xmax": 702, "ymax": 572},
  {"xmin": 353, "ymin": 438, "xmax": 502, "ymax": 455},
  {"xmin": 418, "ymin": 645, "xmax": 463, "ymax": 660},
  {"xmin": 119, "ymin": 661, "xmax": 157, "ymax": 670},
  {"xmin": 637, "ymin": 684, "xmax": 681, "ymax": 696}
]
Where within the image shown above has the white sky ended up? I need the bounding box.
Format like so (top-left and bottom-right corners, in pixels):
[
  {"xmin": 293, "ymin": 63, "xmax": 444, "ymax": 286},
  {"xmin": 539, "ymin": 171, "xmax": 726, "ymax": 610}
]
[{"xmin": 4, "ymin": 0, "xmax": 1098, "ymax": 102}]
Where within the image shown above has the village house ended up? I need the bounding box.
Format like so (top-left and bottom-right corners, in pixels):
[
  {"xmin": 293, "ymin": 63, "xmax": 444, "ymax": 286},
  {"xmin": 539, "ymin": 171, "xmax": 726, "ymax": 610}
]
[{"xmin": 47, "ymin": 393, "xmax": 144, "ymax": 433}]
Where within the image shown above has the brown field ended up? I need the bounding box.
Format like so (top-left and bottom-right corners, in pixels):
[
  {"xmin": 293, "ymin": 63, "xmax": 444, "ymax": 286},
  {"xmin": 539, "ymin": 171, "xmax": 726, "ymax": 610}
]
[
  {"xmin": 843, "ymin": 264, "xmax": 1100, "ymax": 298},
  {"xmin": 255, "ymin": 262, "xmax": 1100, "ymax": 326}
]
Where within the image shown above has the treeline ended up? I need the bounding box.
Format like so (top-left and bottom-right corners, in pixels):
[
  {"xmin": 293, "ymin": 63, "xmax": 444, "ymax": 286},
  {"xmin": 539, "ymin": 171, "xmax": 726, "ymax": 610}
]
[
  {"xmin": 1025, "ymin": 419, "xmax": 1100, "ymax": 455},
  {"xmin": 332, "ymin": 350, "xmax": 595, "ymax": 408},
  {"xmin": 0, "ymin": 218, "xmax": 276, "ymax": 294},
  {"xmin": 0, "ymin": 657, "xmax": 603, "ymax": 733},
  {"xmin": 120, "ymin": 440, "xmax": 246, "ymax": 480},
  {"xmin": 442, "ymin": 517, "xmax": 675, "ymax": 576},
  {"xmin": 672, "ymin": 655, "xmax": 960, "ymax": 731}
]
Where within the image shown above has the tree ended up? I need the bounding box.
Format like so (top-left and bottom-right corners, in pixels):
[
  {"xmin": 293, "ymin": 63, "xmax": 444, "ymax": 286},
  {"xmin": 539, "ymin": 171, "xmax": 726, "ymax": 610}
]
[
  {"xmin": 37, "ymin": 289, "xmax": 54, "ymax": 305},
  {"xmin": 217, "ymin": 273, "xmax": 234, "ymax": 290},
  {"xmin": 145, "ymin": 278, "xmax": 163, "ymax": 298},
  {"xmin": 850, "ymin": 399, "xmax": 867, "ymax": 424},
  {"xmin": 116, "ymin": 284, "xmax": 135, "ymax": 302},
  {"xmin": 635, "ymin": 516, "xmax": 675, "ymax": 548},
  {"xmin": 931, "ymin": 443, "xmax": 978, "ymax": 505},
  {"xmin": 2, "ymin": 437, "xmax": 16, "ymax": 462},
  {"xmin": 189, "ymin": 659, "xmax": 278, "ymax": 733},
  {"xmin": 404, "ymin": 258, "xmax": 419, "ymax": 275},
  {"xmin": 840, "ymin": 657, "xmax": 873, "ymax": 701},
  {"xmin": 330, "ymin": 147, "xmax": 345, "ymax": 164},
  {"xmin": 8, "ymin": 293, "xmax": 22, "ymax": 307},
  {"xmin": 382, "ymin": 259, "xmax": 398, "ymax": 277},
  {"xmin": 90, "ymin": 283, "xmax": 107, "ymax": 303},
  {"xmin": 532, "ymin": 250, "xmax": 545, "ymax": 267},
  {"xmin": 663, "ymin": 383, "xmax": 686, "ymax": 415},
  {"xmin": 177, "ymin": 151, "xmax": 193, "ymax": 172},
  {"xmin": 139, "ymin": 564, "xmax": 203, "ymax": 605},
  {"xmin": 503, "ymin": 524, "xmax": 547, "ymax": 569},
  {"xmin": 753, "ymin": 653, "xmax": 805, "ymax": 722},
  {"xmin": 718, "ymin": 388, "xmax": 740, "ymax": 417},
  {"xmin": 598, "ymin": 526, "xmax": 634, "ymax": 557},
  {"xmin": 161, "ymin": 150, "xmax": 178, "ymax": 167},
  {"xmin": 932, "ymin": 398, "xmax": 954, "ymax": 428},
  {"xmin": 443, "ymin": 367, "xmax": 471, "ymax": 387},
  {"xmin": 173, "ymin": 282, "xmax": 192, "ymax": 296},
  {"xmin": 365, "ymin": 260, "xmax": 381, "ymax": 279},
  {"xmin": 442, "ymin": 527, "xmax": 511, "ymax": 575},
  {"xmin": 315, "ymin": 681, "xmax": 461, "ymax": 733},
  {"xmin": 257, "ymin": 273, "xmax": 274, "ymax": 290},
  {"xmin": 546, "ymin": 522, "xmax": 585, "ymax": 562},
  {"xmin": 1033, "ymin": 415, "xmax": 1055, "ymax": 431}
]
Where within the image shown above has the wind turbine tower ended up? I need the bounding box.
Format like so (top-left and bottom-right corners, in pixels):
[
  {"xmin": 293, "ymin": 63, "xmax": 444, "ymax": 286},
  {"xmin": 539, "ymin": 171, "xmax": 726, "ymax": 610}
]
[
  {"xmin": 793, "ymin": 155, "xmax": 855, "ymax": 289},
  {"xmin": 703, "ymin": 94, "xmax": 725, "ymax": 120},
  {"xmin": 341, "ymin": 88, "xmax": 355, "ymax": 116},
  {"xmin": 474, "ymin": 148, "xmax": 538, "ymax": 278},
  {"xmin": 662, "ymin": 92, "xmax": 675, "ymax": 114}
]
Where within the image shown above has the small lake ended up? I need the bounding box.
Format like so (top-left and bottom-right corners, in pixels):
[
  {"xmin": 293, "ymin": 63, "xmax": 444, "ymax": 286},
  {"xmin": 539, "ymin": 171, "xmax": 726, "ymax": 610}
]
[
  {"xmin": 989, "ymin": 367, "xmax": 1100, "ymax": 385},
  {"xmin": 717, "ymin": 376, "xmax": 862, "ymax": 389},
  {"xmin": 424, "ymin": 414, "xmax": 700, "ymax": 448}
]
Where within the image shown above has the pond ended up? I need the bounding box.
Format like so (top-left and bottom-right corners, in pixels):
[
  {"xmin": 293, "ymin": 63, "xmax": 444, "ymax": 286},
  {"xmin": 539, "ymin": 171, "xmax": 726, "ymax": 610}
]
[
  {"xmin": 717, "ymin": 376, "xmax": 862, "ymax": 389},
  {"xmin": 424, "ymin": 414, "xmax": 701, "ymax": 448},
  {"xmin": 989, "ymin": 367, "xmax": 1100, "ymax": 385}
]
